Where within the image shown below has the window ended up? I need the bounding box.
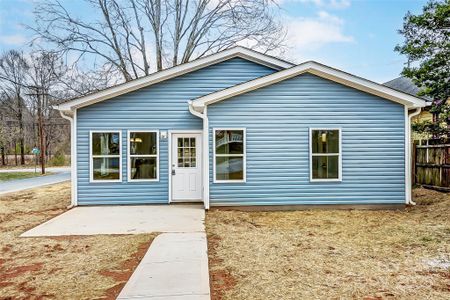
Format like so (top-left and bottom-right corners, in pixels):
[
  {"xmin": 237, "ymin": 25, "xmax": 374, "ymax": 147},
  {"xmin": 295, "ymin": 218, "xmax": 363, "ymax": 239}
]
[
  {"xmin": 128, "ymin": 131, "xmax": 159, "ymax": 181},
  {"xmin": 177, "ymin": 137, "xmax": 196, "ymax": 168},
  {"xmin": 90, "ymin": 131, "xmax": 121, "ymax": 182},
  {"xmin": 214, "ymin": 129, "xmax": 246, "ymax": 182},
  {"xmin": 310, "ymin": 128, "xmax": 341, "ymax": 181}
]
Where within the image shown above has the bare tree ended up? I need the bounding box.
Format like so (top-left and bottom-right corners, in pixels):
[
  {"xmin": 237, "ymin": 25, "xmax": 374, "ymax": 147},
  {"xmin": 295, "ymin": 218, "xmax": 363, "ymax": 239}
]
[
  {"xmin": 26, "ymin": 52, "xmax": 67, "ymax": 174},
  {"xmin": 164, "ymin": 0, "xmax": 285, "ymax": 65},
  {"xmin": 0, "ymin": 95, "xmax": 14, "ymax": 166},
  {"xmin": 0, "ymin": 50, "xmax": 30, "ymax": 165},
  {"xmin": 0, "ymin": 49, "xmax": 78, "ymax": 169},
  {"xmin": 31, "ymin": 0, "xmax": 285, "ymax": 80}
]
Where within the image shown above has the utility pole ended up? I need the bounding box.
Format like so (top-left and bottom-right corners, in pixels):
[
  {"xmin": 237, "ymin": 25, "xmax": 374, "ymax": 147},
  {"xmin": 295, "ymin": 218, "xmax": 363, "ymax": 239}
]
[
  {"xmin": 27, "ymin": 88, "xmax": 46, "ymax": 175},
  {"xmin": 37, "ymin": 89, "xmax": 45, "ymax": 174}
]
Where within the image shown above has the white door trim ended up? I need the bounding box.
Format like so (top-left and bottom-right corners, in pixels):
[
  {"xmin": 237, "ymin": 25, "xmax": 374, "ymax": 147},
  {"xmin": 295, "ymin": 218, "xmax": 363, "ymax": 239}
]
[{"xmin": 168, "ymin": 130, "xmax": 203, "ymax": 203}]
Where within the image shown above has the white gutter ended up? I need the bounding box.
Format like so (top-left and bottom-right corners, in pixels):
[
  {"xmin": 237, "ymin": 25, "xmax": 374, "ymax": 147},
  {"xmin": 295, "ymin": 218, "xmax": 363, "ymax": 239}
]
[
  {"xmin": 406, "ymin": 107, "xmax": 421, "ymax": 205},
  {"xmin": 188, "ymin": 100, "xmax": 210, "ymax": 210},
  {"xmin": 59, "ymin": 110, "xmax": 78, "ymax": 208}
]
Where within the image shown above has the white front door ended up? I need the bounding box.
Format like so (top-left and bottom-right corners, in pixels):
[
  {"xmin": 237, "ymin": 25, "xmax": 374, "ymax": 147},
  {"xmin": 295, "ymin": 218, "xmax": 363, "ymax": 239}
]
[{"xmin": 171, "ymin": 133, "xmax": 203, "ymax": 201}]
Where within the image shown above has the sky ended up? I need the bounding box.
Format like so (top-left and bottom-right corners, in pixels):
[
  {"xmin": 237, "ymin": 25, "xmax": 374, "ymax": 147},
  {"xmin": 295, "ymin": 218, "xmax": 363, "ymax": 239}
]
[{"xmin": 0, "ymin": 0, "xmax": 428, "ymax": 83}]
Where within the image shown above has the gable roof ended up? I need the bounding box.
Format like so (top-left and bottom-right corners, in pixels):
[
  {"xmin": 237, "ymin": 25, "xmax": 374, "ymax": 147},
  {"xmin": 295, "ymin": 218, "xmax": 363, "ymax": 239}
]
[
  {"xmin": 191, "ymin": 61, "xmax": 428, "ymax": 112},
  {"xmin": 56, "ymin": 47, "xmax": 294, "ymax": 111}
]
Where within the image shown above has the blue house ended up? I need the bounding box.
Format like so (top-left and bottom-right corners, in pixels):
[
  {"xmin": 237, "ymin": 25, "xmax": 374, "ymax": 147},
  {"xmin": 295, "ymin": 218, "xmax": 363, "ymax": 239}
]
[{"xmin": 57, "ymin": 47, "xmax": 427, "ymax": 209}]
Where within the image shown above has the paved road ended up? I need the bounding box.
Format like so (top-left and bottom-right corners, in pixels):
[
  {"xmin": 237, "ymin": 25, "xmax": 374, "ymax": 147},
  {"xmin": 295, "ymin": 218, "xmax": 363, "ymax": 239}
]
[
  {"xmin": 0, "ymin": 167, "xmax": 70, "ymax": 173},
  {"xmin": 0, "ymin": 167, "xmax": 70, "ymax": 195}
]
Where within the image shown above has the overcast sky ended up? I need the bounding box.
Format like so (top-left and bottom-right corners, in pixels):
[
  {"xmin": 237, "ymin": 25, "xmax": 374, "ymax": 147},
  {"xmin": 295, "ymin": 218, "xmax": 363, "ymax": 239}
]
[{"xmin": 0, "ymin": 0, "xmax": 427, "ymax": 83}]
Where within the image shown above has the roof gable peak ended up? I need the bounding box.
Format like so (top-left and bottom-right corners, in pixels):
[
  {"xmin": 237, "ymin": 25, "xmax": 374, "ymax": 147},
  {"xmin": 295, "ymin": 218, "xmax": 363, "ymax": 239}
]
[
  {"xmin": 57, "ymin": 46, "xmax": 293, "ymax": 111},
  {"xmin": 191, "ymin": 60, "xmax": 428, "ymax": 110}
]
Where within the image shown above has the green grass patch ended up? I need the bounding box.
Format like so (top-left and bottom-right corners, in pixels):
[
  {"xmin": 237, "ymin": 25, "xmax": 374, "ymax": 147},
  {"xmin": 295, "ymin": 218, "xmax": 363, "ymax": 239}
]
[{"xmin": 0, "ymin": 172, "xmax": 51, "ymax": 182}]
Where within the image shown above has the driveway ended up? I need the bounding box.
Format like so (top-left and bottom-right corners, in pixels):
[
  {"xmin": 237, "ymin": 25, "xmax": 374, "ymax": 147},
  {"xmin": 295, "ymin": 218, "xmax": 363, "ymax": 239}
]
[
  {"xmin": 0, "ymin": 167, "xmax": 70, "ymax": 195},
  {"xmin": 21, "ymin": 204, "xmax": 210, "ymax": 299}
]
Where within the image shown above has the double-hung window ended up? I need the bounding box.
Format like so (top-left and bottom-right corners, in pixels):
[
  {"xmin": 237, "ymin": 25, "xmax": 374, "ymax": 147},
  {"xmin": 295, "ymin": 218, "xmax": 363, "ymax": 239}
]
[
  {"xmin": 128, "ymin": 131, "xmax": 159, "ymax": 181},
  {"xmin": 90, "ymin": 131, "xmax": 122, "ymax": 182},
  {"xmin": 310, "ymin": 128, "xmax": 342, "ymax": 181},
  {"xmin": 214, "ymin": 129, "xmax": 246, "ymax": 182}
]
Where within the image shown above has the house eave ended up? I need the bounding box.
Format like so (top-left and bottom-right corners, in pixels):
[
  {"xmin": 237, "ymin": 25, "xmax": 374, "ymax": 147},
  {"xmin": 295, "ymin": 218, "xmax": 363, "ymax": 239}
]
[
  {"xmin": 55, "ymin": 47, "xmax": 293, "ymax": 111},
  {"xmin": 191, "ymin": 61, "xmax": 428, "ymax": 110}
]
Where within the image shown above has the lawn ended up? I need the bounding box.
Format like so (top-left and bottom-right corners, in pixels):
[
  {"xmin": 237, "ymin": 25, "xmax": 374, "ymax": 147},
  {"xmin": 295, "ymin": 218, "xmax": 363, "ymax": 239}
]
[
  {"xmin": 207, "ymin": 189, "xmax": 450, "ymax": 299},
  {"xmin": 0, "ymin": 172, "xmax": 48, "ymax": 182},
  {"xmin": 0, "ymin": 182, "xmax": 156, "ymax": 299}
]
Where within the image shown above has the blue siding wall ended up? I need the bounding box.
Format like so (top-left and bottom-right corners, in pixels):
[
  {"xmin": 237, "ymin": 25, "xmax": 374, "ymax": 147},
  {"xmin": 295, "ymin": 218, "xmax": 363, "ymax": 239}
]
[
  {"xmin": 208, "ymin": 73, "xmax": 406, "ymax": 206},
  {"xmin": 76, "ymin": 58, "xmax": 276, "ymax": 205}
]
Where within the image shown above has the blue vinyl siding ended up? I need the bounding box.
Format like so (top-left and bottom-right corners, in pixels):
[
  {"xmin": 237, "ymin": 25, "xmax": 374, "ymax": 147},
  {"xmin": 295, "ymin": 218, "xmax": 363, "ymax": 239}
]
[
  {"xmin": 76, "ymin": 58, "xmax": 276, "ymax": 205},
  {"xmin": 208, "ymin": 73, "xmax": 406, "ymax": 206}
]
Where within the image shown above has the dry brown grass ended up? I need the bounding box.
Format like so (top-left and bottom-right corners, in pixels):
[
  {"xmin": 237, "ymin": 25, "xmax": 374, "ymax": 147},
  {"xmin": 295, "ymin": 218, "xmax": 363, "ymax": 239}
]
[
  {"xmin": 0, "ymin": 183, "xmax": 156, "ymax": 299},
  {"xmin": 207, "ymin": 188, "xmax": 450, "ymax": 300}
]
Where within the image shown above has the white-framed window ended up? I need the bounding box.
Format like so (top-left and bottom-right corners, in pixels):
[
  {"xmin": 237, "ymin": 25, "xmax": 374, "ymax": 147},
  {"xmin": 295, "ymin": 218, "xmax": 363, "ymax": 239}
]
[
  {"xmin": 213, "ymin": 128, "xmax": 246, "ymax": 183},
  {"xmin": 309, "ymin": 128, "xmax": 342, "ymax": 182},
  {"xmin": 90, "ymin": 130, "xmax": 122, "ymax": 182},
  {"xmin": 127, "ymin": 130, "xmax": 159, "ymax": 181}
]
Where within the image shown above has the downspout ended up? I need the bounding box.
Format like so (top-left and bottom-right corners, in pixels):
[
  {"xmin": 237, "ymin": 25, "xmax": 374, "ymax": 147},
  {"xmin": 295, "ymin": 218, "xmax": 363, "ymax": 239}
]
[
  {"xmin": 188, "ymin": 101, "xmax": 210, "ymax": 209},
  {"xmin": 59, "ymin": 110, "xmax": 77, "ymax": 208},
  {"xmin": 407, "ymin": 107, "xmax": 421, "ymax": 205}
]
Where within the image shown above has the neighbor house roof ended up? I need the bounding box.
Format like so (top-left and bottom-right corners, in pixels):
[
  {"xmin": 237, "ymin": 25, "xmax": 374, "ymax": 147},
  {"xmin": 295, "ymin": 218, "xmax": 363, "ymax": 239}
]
[
  {"xmin": 383, "ymin": 76, "xmax": 432, "ymax": 101},
  {"xmin": 56, "ymin": 47, "xmax": 294, "ymax": 111},
  {"xmin": 191, "ymin": 61, "xmax": 428, "ymax": 112}
]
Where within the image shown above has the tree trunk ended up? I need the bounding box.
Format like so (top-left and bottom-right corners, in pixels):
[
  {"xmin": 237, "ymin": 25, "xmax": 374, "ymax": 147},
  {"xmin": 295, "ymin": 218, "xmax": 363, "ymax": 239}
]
[
  {"xmin": 14, "ymin": 140, "xmax": 18, "ymax": 166},
  {"xmin": 1, "ymin": 146, "xmax": 5, "ymax": 166},
  {"xmin": 18, "ymin": 99, "xmax": 25, "ymax": 165},
  {"xmin": 19, "ymin": 137, "xmax": 25, "ymax": 165}
]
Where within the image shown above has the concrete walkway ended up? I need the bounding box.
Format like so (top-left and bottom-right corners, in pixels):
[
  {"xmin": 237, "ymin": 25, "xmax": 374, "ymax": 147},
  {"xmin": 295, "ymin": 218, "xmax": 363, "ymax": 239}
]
[
  {"xmin": 117, "ymin": 232, "xmax": 210, "ymax": 300},
  {"xmin": 21, "ymin": 204, "xmax": 210, "ymax": 299},
  {"xmin": 0, "ymin": 167, "xmax": 70, "ymax": 195}
]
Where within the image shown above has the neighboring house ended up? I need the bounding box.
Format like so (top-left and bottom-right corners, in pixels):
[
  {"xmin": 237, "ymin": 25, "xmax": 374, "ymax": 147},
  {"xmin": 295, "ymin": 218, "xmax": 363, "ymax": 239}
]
[
  {"xmin": 384, "ymin": 76, "xmax": 433, "ymax": 124},
  {"xmin": 56, "ymin": 47, "xmax": 426, "ymax": 209}
]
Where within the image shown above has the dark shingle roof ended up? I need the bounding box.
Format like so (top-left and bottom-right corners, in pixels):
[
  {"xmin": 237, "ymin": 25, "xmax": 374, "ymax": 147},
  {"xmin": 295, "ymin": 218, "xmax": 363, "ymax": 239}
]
[{"xmin": 383, "ymin": 76, "xmax": 432, "ymax": 101}]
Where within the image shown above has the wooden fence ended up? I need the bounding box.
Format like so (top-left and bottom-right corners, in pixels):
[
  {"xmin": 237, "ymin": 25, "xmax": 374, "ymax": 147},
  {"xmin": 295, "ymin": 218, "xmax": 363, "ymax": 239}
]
[{"xmin": 413, "ymin": 141, "xmax": 450, "ymax": 191}]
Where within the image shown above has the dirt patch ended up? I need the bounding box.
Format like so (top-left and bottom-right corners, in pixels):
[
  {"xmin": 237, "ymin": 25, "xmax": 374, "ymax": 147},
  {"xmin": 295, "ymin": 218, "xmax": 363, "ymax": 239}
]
[
  {"xmin": 0, "ymin": 263, "xmax": 43, "ymax": 281},
  {"xmin": 207, "ymin": 234, "xmax": 237, "ymax": 300},
  {"xmin": 206, "ymin": 188, "xmax": 450, "ymax": 299},
  {"xmin": 0, "ymin": 183, "xmax": 156, "ymax": 299},
  {"xmin": 98, "ymin": 239, "xmax": 153, "ymax": 299}
]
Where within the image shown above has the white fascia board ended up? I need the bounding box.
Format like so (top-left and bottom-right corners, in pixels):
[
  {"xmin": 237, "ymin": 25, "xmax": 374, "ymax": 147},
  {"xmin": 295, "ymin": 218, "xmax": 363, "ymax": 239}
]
[
  {"xmin": 55, "ymin": 47, "xmax": 293, "ymax": 111},
  {"xmin": 192, "ymin": 61, "xmax": 428, "ymax": 111}
]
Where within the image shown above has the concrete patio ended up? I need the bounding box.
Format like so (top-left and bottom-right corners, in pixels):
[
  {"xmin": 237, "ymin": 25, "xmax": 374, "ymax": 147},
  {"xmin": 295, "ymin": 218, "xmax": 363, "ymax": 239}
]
[{"xmin": 21, "ymin": 204, "xmax": 204, "ymax": 236}]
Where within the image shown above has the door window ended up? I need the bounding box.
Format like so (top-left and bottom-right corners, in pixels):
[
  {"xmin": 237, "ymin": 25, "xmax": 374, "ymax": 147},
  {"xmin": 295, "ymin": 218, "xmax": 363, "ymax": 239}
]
[{"xmin": 177, "ymin": 137, "xmax": 196, "ymax": 168}]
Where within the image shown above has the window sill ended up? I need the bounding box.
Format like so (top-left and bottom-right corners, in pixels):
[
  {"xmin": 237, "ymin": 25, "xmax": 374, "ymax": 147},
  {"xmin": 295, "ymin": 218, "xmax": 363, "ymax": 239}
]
[
  {"xmin": 89, "ymin": 180, "xmax": 122, "ymax": 183},
  {"xmin": 214, "ymin": 180, "xmax": 246, "ymax": 184},
  {"xmin": 128, "ymin": 179, "xmax": 159, "ymax": 182},
  {"xmin": 310, "ymin": 178, "xmax": 342, "ymax": 182}
]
